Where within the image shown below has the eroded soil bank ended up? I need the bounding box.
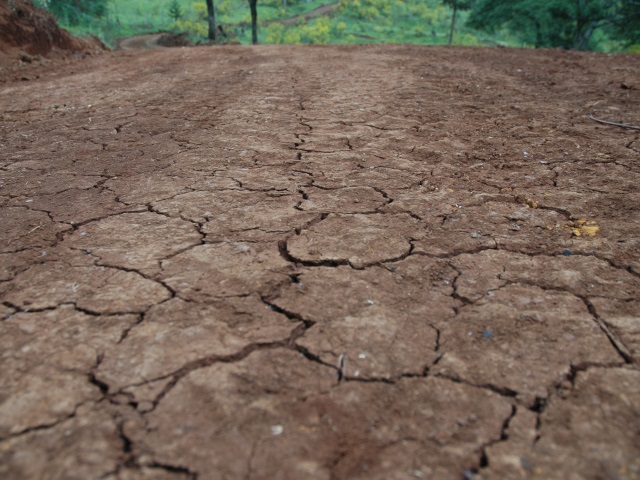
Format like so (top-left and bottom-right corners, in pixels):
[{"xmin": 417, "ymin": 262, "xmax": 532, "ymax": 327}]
[{"xmin": 1, "ymin": 44, "xmax": 639, "ymax": 479}]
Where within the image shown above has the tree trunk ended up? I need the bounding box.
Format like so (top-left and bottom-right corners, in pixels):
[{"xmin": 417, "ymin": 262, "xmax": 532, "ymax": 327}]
[
  {"xmin": 249, "ymin": 0, "xmax": 258, "ymax": 44},
  {"xmin": 576, "ymin": 22, "xmax": 597, "ymax": 50},
  {"xmin": 448, "ymin": 1, "xmax": 458, "ymax": 45},
  {"xmin": 573, "ymin": 0, "xmax": 601, "ymax": 50},
  {"xmin": 206, "ymin": 0, "xmax": 216, "ymax": 42}
]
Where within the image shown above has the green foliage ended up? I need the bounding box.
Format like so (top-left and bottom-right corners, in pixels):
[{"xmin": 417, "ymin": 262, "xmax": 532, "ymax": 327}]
[
  {"xmin": 39, "ymin": 0, "xmax": 638, "ymax": 51},
  {"xmin": 408, "ymin": 2, "xmax": 449, "ymax": 26},
  {"xmin": 192, "ymin": 1, "xmax": 208, "ymax": 21},
  {"xmin": 218, "ymin": 0, "xmax": 232, "ymax": 16},
  {"xmin": 441, "ymin": 0, "xmax": 473, "ymax": 11},
  {"xmin": 265, "ymin": 21, "xmax": 286, "ymax": 42},
  {"xmin": 265, "ymin": 17, "xmax": 335, "ymax": 44},
  {"xmin": 441, "ymin": 0, "xmax": 474, "ymax": 44},
  {"xmin": 168, "ymin": 0, "xmax": 183, "ymax": 21},
  {"xmin": 265, "ymin": 21, "xmax": 302, "ymax": 43},
  {"xmin": 608, "ymin": 0, "xmax": 640, "ymax": 47},
  {"xmin": 170, "ymin": 18, "xmax": 208, "ymax": 37},
  {"xmin": 339, "ymin": 0, "xmax": 392, "ymax": 21},
  {"xmin": 48, "ymin": 0, "xmax": 108, "ymax": 25},
  {"xmin": 468, "ymin": 0, "xmax": 640, "ymax": 50},
  {"xmin": 300, "ymin": 16, "xmax": 331, "ymax": 43}
]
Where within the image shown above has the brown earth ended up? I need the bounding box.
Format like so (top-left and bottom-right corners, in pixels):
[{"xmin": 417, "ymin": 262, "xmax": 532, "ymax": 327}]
[
  {"xmin": 116, "ymin": 33, "xmax": 193, "ymax": 51},
  {"xmin": 116, "ymin": 33, "xmax": 167, "ymax": 51},
  {"xmin": 0, "ymin": 42, "xmax": 639, "ymax": 480},
  {"xmin": 0, "ymin": 0, "xmax": 105, "ymax": 75}
]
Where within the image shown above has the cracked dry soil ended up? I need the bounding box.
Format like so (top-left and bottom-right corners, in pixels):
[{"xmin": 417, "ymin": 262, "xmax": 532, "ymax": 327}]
[{"xmin": 0, "ymin": 44, "xmax": 639, "ymax": 479}]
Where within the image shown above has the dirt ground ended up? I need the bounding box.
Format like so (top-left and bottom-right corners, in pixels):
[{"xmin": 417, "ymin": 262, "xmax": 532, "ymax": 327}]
[
  {"xmin": 0, "ymin": 0, "xmax": 104, "ymax": 72},
  {"xmin": 1, "ymin": 38, "xmax": 640, "ymax": 480},
  {"xmin": 116, "ymin": 34, "xmax": 168, "ymax": 51}
]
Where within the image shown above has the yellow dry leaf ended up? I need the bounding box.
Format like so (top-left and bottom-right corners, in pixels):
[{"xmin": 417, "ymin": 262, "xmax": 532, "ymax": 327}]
[{"xmin": 570, "ymin": 220, "xmax": 600, "ymax": 237}]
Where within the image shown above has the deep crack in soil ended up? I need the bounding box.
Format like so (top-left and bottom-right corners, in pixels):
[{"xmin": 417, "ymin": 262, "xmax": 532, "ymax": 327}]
[{"xmin": 1, "ymin": 44, "xmax": 639, "ymax": 480}]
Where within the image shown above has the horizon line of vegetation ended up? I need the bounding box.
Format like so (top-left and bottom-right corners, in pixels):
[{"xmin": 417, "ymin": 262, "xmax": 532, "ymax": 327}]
[{"xmin": 37, "ymin": 0, "xmax": 640, "ymax": 53}]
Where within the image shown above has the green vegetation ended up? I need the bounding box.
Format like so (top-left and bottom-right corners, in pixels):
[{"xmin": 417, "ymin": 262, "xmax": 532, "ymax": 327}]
[
  {"xmin": 168, "ymin": 0, "xmax": 183, "ymax": 21},
  {"xmin": 468, "ymin": 0, "xmax": 640, "ymax": 51},
  {"xmin": 264, "ymin": 0, "xmax": 514, "ymax": 46},
  {"xmin": 45, "ymin": 0, "xmax": 108, "ymax": 26},
  {"xmin": 36, "ymin": 0, "xmax": 639, "ymax": 52}
]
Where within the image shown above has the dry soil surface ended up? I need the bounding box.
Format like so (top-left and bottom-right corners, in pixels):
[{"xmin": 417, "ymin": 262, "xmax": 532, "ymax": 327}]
[{"xmin": 1, "ymin": 44, "xmax": 639, "ymax": 480}]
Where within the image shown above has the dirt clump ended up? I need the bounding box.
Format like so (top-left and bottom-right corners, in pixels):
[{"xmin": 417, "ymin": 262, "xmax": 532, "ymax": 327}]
[
  {"xmin": 157, "ymin": 32, "xmax": 192, "ymax": 48},
  {"xmin": 0, "ymin": 0, "xmax": 105, "ymax": 72}
]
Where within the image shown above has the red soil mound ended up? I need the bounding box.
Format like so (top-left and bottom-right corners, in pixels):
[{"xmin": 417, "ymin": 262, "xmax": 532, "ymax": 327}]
[{"xmin": 0, "ymin": 0, "xmax": 105, "ymax": 68}]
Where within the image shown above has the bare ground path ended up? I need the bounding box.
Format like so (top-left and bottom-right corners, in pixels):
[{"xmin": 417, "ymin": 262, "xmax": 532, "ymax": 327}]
[
  {"xmin": 116, "ymin": 33, "xmax": 166, "ymax": 51},
  {"xmin": 0, "ymin": 45, "xmax": 639, "ymax": 479}
]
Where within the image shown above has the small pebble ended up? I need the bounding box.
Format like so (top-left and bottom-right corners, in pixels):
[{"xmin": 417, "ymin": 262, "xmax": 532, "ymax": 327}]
[{"xmin": 271, "ymin": 425, "xmax": 284, "ymax": 436}]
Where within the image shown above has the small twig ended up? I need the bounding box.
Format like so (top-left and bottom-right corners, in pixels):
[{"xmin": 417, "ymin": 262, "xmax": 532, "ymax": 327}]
[{"xmin": 588, "ymin": 115, "xmax": 640, "ymax": 131}]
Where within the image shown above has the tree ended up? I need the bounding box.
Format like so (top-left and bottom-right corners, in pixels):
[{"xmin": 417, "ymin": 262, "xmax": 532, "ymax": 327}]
[
  {"xmin": 468, "ymin": 0, "xmax": 640, "ymax": 50},
  {"xmin": 442, "ymin": 0, "xmax": 473, "ymax": 45},
  {"xmin": 169, "ymin": 0, "xmax": 183, "ymax": 22},
  {"xmin": 206, "ymin": 0, "xmax": 216, "ymax": 42},
  {"xmin": 467, "ymin": 0, "xmax": 553, "ymax": 48},
  {"xmin": 608, "ymin": 0, "xmax": 640, "ymax": 47},
  {"xmin": 248, "ymin": 0, "xmax": 259, "ymax": 44}
]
